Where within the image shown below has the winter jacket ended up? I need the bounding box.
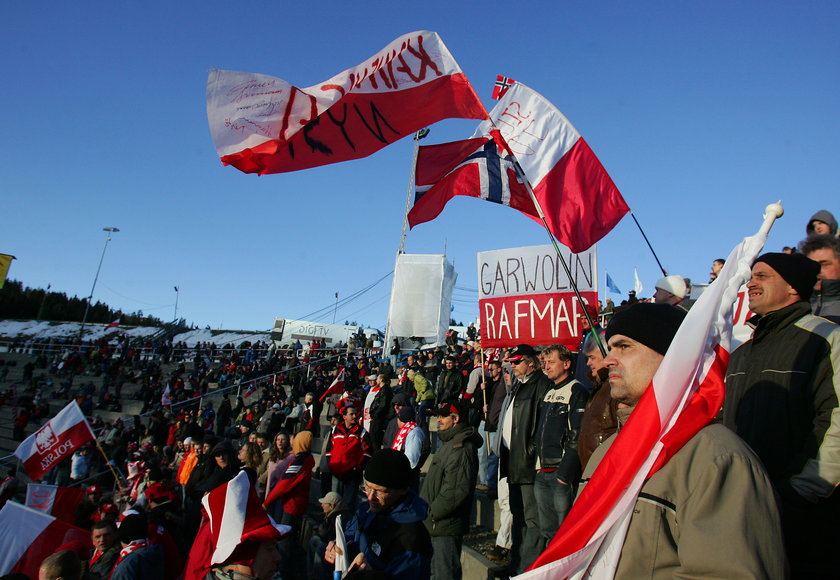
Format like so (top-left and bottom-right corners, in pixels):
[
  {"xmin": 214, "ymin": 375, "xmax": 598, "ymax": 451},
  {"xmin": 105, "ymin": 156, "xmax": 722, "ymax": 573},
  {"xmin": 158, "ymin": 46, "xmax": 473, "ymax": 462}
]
[
  {"xmin": 534, "ymin": 376, "xmax": 588, "ymax": 483},
  {"xmin": 578, "ymin": 410, "xmax": 786, "ymax": 579},
  {"xmin": 724, "ymin": 301, "xmax": 840, "ymax": 501},
  {"xmin": 412, "ymin": 373, "xmax": 435, "ymax": 402},
  {"xmin": 577, "ymin": 374, "xmax": 618, "ymax": 471},
  {"xmin": 420, "ymin": 423, "xmax": 480, "ymax": 537},
  {"xmin": 344, "ymin": 489, "xmax": 432, "ymax": 580},
  {"xmin": 325, "ymin": 422, "xmax": 372, "ymax": 480},
  {"xmin": 811, "ymin": 278, "xmax": 840, "ymax": 323},
  {"xmin": 110, "ymin": 544, "xmax": 165, "ymax": 580},
  {"xmin": 435, "ymin": 369, "xmax": 463, "ymax": 404},
  {"xmin": 493, "ymin": 369, "xmax": 553, "ymax": 484},
  {"xmin": 264, "ymin": 452, "xmax": 314, "ymax": 517}
]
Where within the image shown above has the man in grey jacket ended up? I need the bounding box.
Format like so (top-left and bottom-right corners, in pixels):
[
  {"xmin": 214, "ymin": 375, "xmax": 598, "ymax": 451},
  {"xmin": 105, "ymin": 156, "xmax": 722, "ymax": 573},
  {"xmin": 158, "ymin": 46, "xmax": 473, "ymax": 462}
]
[{"xmin": 420, "ymin": 401, "xmax": 481, "ymax": 580}]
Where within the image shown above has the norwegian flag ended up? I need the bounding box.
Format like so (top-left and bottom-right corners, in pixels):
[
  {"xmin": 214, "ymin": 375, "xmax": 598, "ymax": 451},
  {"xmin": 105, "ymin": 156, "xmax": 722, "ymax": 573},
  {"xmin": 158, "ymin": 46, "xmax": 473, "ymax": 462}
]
[
  {"xmin": 519, "ymin": 205, "xmax": 781, "ymax": 579},
  {"xmin": 408, "ymin": 135, "xmax": 533, "ymax": 228},
  {"xmin": 319, "ymin": 367, "xmax": 346, "ymax": 403},
  {"xmin": 492, "ymin": 74, "xmax": 516, "ymax": 100},
  {"xmin": 14, "ymin": 401, "xmax": 95, "ymax": 481},
  {"xmin": 243, "ymin": 382, "xmax": 257, "ymax": 399}
]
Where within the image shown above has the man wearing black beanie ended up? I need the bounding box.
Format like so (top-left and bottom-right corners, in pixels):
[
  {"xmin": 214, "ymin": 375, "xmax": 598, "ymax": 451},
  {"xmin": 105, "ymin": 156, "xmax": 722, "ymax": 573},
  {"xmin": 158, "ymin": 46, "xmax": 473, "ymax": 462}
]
[
  {"xmin": 324, "ymin": 449, "xmax": 432, "ymax": 579},
  {"xmin": 577, "ymin": 303, "xmax": 786, "ymax": 578},
  {"xmin": 110, "ymin": 513, "xmax": 164, "ymax": 580},
  {"xmin": 724, "ymin": 251, "xmax": 840, "ymax": 577}
]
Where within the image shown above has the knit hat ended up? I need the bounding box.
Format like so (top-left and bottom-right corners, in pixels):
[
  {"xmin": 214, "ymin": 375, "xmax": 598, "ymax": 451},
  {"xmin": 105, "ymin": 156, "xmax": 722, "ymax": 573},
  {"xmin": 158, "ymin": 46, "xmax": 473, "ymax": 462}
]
[
  {"xmin": 398, "ymin": 406, "xmax": 416, "ymax": 422},
  {"xmin": 753, "ymin": 252, "xmax": 820, "ymax": 301},
  {"xmin": 606, "ymin": 303, "xmax": 686, "ymax": 356},
  {"xmin": 364, "ymin": 449, "xmax": 412, "ymax": 490},
  {"xmin": 655, "ymin": 275, "xmax": 687, "ymax": 299},
  {"xmin": 117, "ymin": 512, "xmax": 148, "ymax": 543}
]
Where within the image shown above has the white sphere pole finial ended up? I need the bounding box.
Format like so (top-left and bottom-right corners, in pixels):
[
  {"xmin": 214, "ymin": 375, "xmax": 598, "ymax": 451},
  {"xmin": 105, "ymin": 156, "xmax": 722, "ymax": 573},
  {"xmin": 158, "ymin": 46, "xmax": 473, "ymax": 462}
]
[{"xmin": 765, "ymin": 201, "xmax": 784, "ymax": 219}]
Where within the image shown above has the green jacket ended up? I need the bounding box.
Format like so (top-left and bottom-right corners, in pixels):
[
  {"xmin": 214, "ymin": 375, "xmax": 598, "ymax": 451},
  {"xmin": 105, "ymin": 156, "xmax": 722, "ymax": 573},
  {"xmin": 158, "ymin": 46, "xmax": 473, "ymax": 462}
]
[
  {"xmin": 413, "ymin": 373, "xmax": 435, "ymax": 402},
  {"xmin": 420, "ymin": 423, "xmax": 480, "ymax": 537}
]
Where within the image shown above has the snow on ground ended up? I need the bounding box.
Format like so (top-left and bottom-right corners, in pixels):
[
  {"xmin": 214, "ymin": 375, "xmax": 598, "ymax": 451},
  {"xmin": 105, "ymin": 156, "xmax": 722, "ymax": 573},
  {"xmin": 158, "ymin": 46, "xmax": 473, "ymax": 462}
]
[{"xmin": 0, "ymin": 320, "xmax": 269, "ymax": 347}]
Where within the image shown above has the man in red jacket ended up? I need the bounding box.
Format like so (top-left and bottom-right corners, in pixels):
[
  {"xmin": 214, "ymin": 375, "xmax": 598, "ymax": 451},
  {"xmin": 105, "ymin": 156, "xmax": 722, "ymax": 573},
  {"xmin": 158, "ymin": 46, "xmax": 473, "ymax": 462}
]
[{"xmin": 325, "ymin": 405, "xmax": 372, "ymax": 511}]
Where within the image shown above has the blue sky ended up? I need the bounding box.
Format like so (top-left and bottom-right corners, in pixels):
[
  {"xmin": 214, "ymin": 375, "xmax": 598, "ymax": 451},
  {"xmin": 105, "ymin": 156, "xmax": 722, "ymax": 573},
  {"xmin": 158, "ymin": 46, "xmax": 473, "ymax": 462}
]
[{"xmin": 3, "ymin": 2, "xmax": 839, "ymax": 331}]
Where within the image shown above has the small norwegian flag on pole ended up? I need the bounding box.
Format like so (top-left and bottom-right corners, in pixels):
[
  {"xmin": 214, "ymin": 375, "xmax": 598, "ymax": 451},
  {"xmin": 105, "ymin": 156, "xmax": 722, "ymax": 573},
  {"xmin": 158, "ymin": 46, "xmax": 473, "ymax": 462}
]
[
  {"xmin": 13, "ymin": 401, "xmax": 96, "ymax": 481},
  {"xmin": 492, "ymin": 75, "xmax": 516, "ymax": 100}
]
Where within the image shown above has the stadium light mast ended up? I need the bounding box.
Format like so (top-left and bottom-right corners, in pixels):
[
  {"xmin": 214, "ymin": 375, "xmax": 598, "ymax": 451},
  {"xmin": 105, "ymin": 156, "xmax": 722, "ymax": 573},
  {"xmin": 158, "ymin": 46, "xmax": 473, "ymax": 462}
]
[{"xmin": 78, "ymin": 227, "xmax": 119, "ymax": 346}]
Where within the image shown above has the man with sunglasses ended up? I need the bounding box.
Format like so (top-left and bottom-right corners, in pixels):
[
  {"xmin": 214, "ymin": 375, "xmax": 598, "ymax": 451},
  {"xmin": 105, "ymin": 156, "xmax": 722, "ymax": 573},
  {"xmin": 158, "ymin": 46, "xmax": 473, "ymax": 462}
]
[{"xmin": 492, "ymin": 344, "xmax": 553, "ymax": 573}]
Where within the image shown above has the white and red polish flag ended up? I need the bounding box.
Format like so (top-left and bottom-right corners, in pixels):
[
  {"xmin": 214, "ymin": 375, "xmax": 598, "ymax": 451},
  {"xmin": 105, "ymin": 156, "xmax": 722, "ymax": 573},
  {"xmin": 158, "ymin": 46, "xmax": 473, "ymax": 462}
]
[
  {"xmin": 0, "ymin": 501, "xmax": 91, "ymax": 578},
  {"xmin": 183, "ymin": 470, "xmax": 291, "ymax": 580},
  {"xmin": 14, "ymin": 401, "xmax": 95, "ymax": 481},
  {"xmin": 25, "ymin": 483, "xmax": 86, "ymax": 524},
  {"xmin": 207, "ymin": 31, "xmax": 488, "ymax": 176},
  {"xmin": 518, "ymin": 206, "xmax": 781, "ymax": 579},
  {"xmin": 161, "ymin": 383, "xmax": 172, "ymax": 407},
  {"xmin": 319, "ymin": 367, "xmax": 346, "ymax": 403},
  {"xmin": 478, "ymin": 82, "xmax": 630, "ymax": 254}
]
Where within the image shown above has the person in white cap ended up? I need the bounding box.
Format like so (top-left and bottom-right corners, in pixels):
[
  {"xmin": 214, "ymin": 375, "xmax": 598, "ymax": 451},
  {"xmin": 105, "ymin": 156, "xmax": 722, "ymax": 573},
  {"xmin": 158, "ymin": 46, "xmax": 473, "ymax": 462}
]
[{"xmin": 653, "ymin": 275, "xmax": 688, "ymax": 309}]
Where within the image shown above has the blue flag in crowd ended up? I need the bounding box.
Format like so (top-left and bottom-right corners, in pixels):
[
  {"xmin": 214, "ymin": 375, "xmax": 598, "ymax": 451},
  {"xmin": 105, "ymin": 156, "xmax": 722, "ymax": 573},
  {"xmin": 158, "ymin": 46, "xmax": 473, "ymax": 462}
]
[{"xmin": 606, "ymin": 273, "xmax": 622, "ymax": 294}]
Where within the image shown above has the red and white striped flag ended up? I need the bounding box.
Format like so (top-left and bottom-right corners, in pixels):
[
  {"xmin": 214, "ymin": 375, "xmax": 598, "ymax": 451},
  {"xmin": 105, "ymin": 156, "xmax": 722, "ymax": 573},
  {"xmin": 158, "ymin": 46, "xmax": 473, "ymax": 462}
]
[
  {"xmin": 207, "ymin": 31, "xmax": 487, "ymax": 176},
  {"xmin": 203, "ymin": 471, "xmax": 290, "ymax": 565},
  {"xmin": 14, "ymin": 401, "xmax": 95, "ymax": 481},
  {"xmin": 319, "ymin": 367, "xmax": 346, "ymax": 403},
  {"xmin": 24, "ymin": 483, "xmax": 86, "ymax": 524},
  {"xmin": 477, "ymin": 82, "xmax": 630, "ymax": 254},
  {"xmin": 105, "ymin": 318, "xmax": 120, "ymax": 329},
  {"xmin": 520, "ymin": 205, "xmax": 782, "ymax": 579},
  {"xmin": 0, "ymin": 501, "xmax": 91, "ymax": 578}
]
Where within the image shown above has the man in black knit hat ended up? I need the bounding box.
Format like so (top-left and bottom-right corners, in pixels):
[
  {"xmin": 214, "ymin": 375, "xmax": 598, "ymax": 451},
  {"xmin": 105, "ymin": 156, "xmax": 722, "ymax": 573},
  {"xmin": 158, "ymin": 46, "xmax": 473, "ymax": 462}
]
[
  {"xmin": 324, "ymin": 449, "xmax": 432, "ymax": 579},
  {"xmin": 578, "ymin": 302, "xmax": 786, "ymax": 578},
  {"xmin": 724, "ymin": 252, "xmax": 840, "ymax": 578}
]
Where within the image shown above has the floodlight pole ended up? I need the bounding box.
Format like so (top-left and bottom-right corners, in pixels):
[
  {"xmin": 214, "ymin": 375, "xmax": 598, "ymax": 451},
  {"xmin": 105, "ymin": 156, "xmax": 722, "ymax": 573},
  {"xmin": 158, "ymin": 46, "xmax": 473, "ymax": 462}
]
[{"xmin": 78, "ymin": 227, "xmax": 119, "ymax": 347}]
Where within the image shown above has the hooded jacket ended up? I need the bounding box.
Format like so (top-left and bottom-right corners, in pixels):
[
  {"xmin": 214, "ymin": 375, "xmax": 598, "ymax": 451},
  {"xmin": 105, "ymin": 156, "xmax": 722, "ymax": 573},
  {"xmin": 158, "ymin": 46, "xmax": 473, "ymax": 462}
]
[
  {"xmin": 806, "ymin": 209, "xmax": 839, "ymax": 237},
  {"xmin": 420, "ymin": 422, "xmax": 481, "ymax": 537},
  {"xmin": 344, "ymin": 489, "xmax": 432, "ymax": 580}
]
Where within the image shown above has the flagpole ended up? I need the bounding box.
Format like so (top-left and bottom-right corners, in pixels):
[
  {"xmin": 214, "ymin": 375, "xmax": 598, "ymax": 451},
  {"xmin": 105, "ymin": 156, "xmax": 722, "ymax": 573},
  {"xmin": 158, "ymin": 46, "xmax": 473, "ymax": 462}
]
[
  {"xmin": 629, "ymin": 211, "xmax": 668, "ymax": 277},
  {"xmin": 499, "ymin": 142, "xmax": 608, "ymax": 357}
]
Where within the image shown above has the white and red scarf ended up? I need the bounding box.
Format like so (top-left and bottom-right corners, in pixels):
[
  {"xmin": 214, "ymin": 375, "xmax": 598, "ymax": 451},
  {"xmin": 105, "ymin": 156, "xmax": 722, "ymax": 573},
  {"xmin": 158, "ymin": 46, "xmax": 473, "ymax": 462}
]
[
  {"xmin": 391, "ymin": 422, "xmax": 417, "ymax": 452},
  {"xmin": 110, "ymin": 539, "xmax": 148, "ymax": 578}
]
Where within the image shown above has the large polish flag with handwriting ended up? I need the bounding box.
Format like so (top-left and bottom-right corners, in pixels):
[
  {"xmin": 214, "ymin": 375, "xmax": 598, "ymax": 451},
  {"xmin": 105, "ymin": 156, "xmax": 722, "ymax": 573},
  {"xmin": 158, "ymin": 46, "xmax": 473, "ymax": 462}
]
[
  {"xmin": 476, "ymin": 82, "xmax": 629, "ymax": 254},
  {"xmin": 519, "ymin": 207, "xmax": 779, "ymax": 579},
  {"xmin": 0, "ymin": 501, "xmax": 91, "ymax": 578},
  {"xmin": 207, "ymin": 31, "xmax": 487, "ymax": 176},
  {"xmin": 14, "ymin": 401, "xmax": 95, "ymax": 481}
]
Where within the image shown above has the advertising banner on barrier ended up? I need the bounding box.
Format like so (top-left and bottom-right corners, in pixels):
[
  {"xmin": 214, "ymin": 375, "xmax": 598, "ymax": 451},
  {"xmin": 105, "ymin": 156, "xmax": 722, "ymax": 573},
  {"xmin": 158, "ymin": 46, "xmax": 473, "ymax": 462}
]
[{"xmin": 478, "ymin": 244, "xmax": 597, "ymax": 349}]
